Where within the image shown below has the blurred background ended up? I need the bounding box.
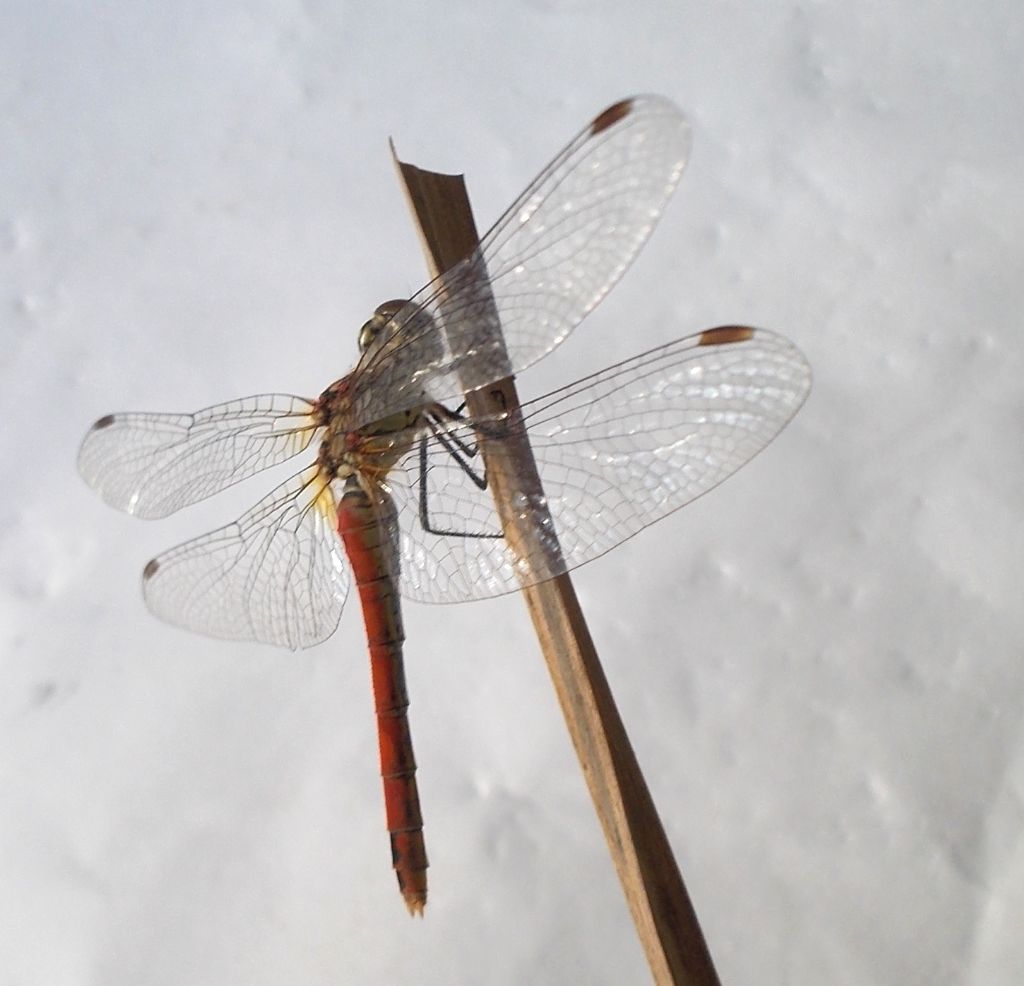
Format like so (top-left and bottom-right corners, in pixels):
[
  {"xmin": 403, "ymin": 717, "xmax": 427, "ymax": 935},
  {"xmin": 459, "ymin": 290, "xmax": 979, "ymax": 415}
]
[{"xmin": 1, "ymin": 2, "xmax": 1021, "ymax": 983}]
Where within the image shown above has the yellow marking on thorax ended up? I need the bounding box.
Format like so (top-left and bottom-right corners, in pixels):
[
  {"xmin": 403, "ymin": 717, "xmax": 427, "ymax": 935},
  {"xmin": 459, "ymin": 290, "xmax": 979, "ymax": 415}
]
[{"xmin": 309, "ymin": 466, "xmax": 340, "ymax": 523}]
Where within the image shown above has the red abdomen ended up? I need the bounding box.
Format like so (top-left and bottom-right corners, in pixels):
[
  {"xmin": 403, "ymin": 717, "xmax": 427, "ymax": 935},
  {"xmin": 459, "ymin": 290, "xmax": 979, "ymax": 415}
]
[{"xmin": 337, "ymin": 480, "xmax": 428, "ymax": 915}]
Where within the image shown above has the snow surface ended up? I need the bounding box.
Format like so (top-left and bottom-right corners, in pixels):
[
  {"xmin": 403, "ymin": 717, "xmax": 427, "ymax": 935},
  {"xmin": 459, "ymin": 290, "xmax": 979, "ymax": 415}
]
[{"xmin": 2, "ymin": 2, "xmax": 1022, "ymax": 984}]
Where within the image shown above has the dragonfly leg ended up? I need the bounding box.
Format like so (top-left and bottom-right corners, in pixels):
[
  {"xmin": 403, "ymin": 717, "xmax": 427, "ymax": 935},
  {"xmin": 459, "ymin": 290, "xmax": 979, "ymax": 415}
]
[
  {"xmin": 417, "ymin": 409, "xmax": 503, "ymax": 539},
  {"xmin": 425, "ymin": 404, "xmax": 486, "ymax": 471}
]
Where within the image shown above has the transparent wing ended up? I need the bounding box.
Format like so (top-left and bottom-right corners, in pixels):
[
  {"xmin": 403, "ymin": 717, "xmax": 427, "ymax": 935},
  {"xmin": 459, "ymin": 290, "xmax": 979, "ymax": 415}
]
[
  {"xmin": 349, "ymin": 95, "xmax": 692, "ymax": 429},
  {"xmin": 385, "ymin": 327, "xmax": 811, "ymax": 604},
  {"xmin": 78, "ymin": 394, "xmax": 319, "ymax": 518},
  {"xmin": 142, "ymin": 467, "xmax": 349, "ymax": 649}
]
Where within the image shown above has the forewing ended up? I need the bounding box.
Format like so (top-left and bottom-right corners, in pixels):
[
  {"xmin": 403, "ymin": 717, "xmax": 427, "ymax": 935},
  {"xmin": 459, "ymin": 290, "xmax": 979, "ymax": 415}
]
[
  {"xmin": 142, "ymin": 467, "xmax": 349, "ymax": 649},
  {"xmin": 78, "ymin": 394, "xmax": 318, "ymax": 518},
  {"xmin": 350, "ymin": 95, "xmax": 692, "ymax": 428},
  {"xmin": 391, "ymin": 328, "xmax": 811, "ymax": 603}
]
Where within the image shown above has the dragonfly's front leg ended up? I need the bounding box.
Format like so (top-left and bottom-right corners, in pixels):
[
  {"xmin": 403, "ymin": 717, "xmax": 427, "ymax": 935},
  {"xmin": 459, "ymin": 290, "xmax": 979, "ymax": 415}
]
[{"xmin": 417, "ymin": 404, "xmax": 504, "ymax": 539}]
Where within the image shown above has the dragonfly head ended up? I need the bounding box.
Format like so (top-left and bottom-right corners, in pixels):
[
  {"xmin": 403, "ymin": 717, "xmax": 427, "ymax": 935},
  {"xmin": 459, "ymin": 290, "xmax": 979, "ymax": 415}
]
[{"xmin": 359, "ymin": 299, "xmax": 410, "ymax": 354}]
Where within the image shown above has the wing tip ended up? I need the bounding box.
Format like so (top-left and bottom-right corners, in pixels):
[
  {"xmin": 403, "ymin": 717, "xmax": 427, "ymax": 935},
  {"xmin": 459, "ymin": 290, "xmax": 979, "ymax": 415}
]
[
  {"xmin": 590, "ymin": 98, "xmax": 635, "ymax": 136},
  {"xmin": 698, "ymin": 325, "xmax": 756, "ymax": 346},
  {"xmin": 91, "ymin": 413, "xmax": 116, "ymax": 431}
]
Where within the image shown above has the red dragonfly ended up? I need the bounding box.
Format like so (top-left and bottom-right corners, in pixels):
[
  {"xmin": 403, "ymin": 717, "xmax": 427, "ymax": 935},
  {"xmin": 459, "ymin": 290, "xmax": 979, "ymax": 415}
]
[{"xmin": 78, "ymin": 96, "xmax": 810, "ymax": 915}]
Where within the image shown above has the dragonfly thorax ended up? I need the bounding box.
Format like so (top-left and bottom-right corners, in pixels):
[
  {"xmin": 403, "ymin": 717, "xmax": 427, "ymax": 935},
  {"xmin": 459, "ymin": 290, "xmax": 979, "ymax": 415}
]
[{"xmin": 316, "ymin": 384, "xmax": 423, "ymax": 483}]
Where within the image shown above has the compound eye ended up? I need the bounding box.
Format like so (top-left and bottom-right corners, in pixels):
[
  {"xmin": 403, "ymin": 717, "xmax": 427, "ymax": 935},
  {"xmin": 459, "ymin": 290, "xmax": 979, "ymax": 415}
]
[
  {"xmin": 358, "ymin": 317, "xmax": 380, "ymax": 353},
  {"xmin": 375, "ymin": 299, "xmax": 408, "ymax": 320},
  {"xmin": 359, "ymin": 299, "xmax": 409, "ymax": 353},
  {"xmin": 362, "ymin": 313, "xmax": 389, "ymax": 352}
]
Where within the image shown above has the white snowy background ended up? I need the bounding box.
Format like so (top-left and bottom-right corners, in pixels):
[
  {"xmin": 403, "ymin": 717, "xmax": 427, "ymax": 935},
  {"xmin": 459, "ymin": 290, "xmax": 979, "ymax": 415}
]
[{"xmin": 2, "ymin": 2, "xmax": 1021, "ymax": 984}]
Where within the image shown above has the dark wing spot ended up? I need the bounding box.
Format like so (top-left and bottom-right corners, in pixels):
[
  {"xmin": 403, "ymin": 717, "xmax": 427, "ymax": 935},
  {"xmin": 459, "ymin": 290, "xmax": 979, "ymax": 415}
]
[
  {"xmin": 93, "ymin": 414, "xmax": 116, "ymax": 430},
  {"xmin": 143, "ymin": 558, "xmax": 160, "ymax": 581},
  {"xmin": 590, "ymin": 98, "xmax": 634, "ymax": 136},
  {"xmin": 698, "ymin": 326, "xmax": 756, "ymax": 346}
]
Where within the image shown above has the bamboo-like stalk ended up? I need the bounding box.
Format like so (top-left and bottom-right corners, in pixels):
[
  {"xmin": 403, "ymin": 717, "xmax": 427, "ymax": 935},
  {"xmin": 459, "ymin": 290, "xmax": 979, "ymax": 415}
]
[{"xmin": 390, "ymin": 147, "xmax": 721, "ymax": 986}]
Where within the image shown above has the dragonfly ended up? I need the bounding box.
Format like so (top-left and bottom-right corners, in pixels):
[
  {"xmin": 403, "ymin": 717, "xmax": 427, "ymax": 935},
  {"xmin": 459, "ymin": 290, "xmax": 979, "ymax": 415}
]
[{"xmin": 78, "ymin": 95, "xmax": 811, "ymax": 916}]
